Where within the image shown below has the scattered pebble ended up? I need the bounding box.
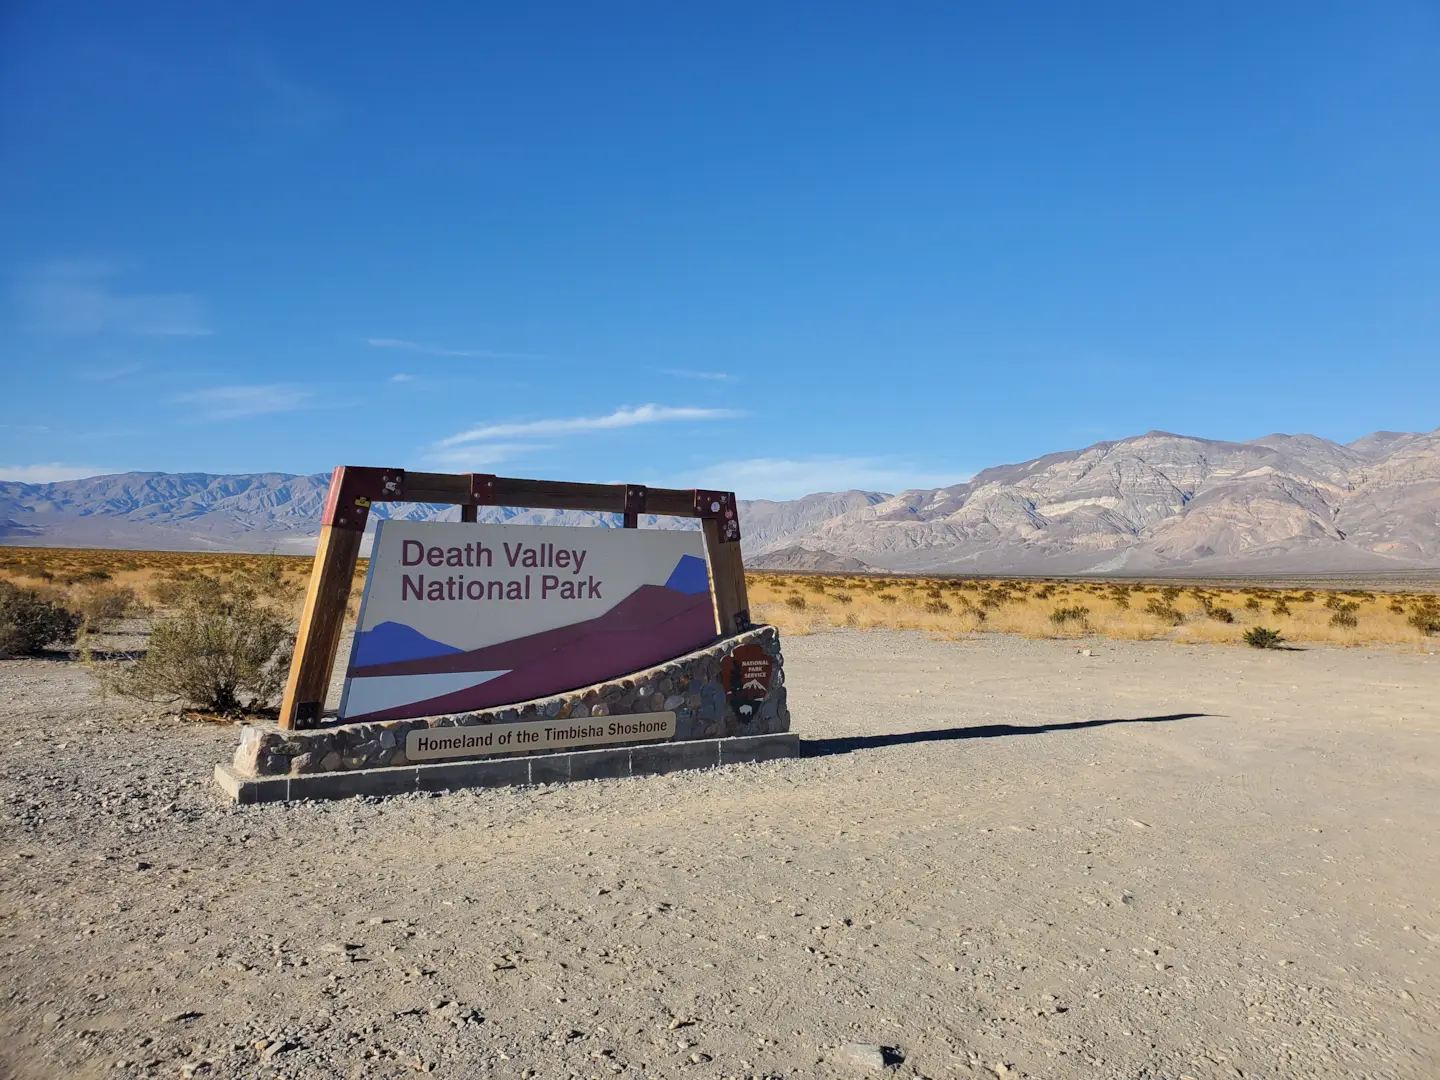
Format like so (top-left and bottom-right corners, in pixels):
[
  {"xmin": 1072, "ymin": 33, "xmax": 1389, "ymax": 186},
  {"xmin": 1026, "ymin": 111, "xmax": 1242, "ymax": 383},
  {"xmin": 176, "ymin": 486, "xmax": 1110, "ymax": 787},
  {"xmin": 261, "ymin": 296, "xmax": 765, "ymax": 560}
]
[{"xmin": 831, "ymin": 1042, "xmax": 888, "ymax": 1071}]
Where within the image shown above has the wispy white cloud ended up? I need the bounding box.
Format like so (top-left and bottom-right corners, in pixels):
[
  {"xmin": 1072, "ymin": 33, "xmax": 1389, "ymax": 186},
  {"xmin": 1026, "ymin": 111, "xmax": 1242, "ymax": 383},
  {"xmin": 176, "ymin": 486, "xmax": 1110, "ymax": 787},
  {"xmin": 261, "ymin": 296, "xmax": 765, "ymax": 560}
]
[
  {"xmin": 172, "ymin": 384, "xmax": 313, "ymax": 420},
  {"xmin": 20, "ymin": 261, "xmax": 211, "ymax": 337},
  {"xmin": 676, "ymin": 457, "xmax": 970, "ymax": 502},
  {"xmin": 366, "ymin": 337, "xmax": 521, "ymax": 359},
  {"xmin": 439, "ymin": 404, "xmax": 739, "ymax": 448},
  {"xmin": 660, "ymin": 368, "xmax": 730, "ymax": 381},
  {"xmin": 389, "ymin": 373, "xmax": 415, "ymax": 383},
  {"xmin": 427, "ymin": 443, "xmax": 558, "ymax": 469},
  {"xmin": 0, "ymin": 463, "xmax": 119, "ymax": 484}
]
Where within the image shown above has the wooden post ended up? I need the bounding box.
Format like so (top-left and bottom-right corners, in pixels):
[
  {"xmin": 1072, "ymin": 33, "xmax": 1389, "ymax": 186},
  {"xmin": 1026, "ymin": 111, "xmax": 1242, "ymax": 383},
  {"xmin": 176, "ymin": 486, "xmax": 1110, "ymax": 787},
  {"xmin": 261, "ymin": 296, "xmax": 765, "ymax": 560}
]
[
  {"xmin": 696, "ymin": 490, "xmax": 750, "ymax": 636},
  {"xmin": 279, "ymin": 466, "xmax": 401, "ymax": 729}
]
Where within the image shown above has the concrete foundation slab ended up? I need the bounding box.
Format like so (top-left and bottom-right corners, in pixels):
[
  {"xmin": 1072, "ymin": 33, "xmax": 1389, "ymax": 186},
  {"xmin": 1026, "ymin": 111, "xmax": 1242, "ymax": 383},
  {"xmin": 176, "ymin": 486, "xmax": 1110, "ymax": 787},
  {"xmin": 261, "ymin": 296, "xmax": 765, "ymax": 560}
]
[{"xmin": 214, "ymin": 733, "xmax": 799, "ymax": 804}]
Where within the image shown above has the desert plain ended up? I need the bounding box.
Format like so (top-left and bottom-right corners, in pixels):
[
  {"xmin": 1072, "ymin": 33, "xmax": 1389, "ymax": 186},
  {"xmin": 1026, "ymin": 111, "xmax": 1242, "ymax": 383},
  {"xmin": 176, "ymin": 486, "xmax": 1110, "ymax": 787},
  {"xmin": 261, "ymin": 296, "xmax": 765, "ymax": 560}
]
[{"xmin": 2, "ymin": 584, "xmax": 1437, "ymax": 1079}]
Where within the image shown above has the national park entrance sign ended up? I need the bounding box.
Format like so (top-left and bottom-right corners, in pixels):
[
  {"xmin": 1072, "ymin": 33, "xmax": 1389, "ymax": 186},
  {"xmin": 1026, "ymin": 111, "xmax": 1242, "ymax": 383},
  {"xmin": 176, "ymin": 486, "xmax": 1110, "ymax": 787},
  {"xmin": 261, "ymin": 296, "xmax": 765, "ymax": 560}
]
[
  {"xmin": 337, "ymin": 520, "xmax": 715, "ymax": 722},
  {"xmin": 215, "ymin": 467, "xmax": 795, "ymax": 802}
]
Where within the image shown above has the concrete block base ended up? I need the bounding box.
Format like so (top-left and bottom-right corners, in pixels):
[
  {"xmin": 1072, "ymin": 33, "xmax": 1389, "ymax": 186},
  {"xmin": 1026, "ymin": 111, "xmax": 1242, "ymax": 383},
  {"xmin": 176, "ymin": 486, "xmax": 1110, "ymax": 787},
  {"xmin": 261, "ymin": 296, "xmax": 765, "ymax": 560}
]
[{"xmin": 214, "ymin": 733, "xmax": 800, "ymax": 804}]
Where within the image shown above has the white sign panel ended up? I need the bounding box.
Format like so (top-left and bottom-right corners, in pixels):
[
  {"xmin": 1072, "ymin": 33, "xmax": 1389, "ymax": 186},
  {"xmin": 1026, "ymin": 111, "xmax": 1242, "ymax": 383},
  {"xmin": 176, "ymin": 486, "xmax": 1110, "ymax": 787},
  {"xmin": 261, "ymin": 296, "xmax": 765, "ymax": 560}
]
[{"xmin": 339, "ymin": 521, "xmax": 714, "ymax": 722}]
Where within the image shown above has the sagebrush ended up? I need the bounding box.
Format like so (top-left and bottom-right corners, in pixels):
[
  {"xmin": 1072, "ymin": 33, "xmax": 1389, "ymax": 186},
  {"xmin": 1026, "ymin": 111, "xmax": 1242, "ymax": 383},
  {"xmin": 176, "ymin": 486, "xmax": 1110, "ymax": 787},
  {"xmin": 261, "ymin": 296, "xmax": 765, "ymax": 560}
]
[
  {"xmin": 111, "ymin": 577, "xmax": 294, "ymax": 716},
  {"xmin": 0, "ymin": 581, "xmax": 81, "ymax": 658}
]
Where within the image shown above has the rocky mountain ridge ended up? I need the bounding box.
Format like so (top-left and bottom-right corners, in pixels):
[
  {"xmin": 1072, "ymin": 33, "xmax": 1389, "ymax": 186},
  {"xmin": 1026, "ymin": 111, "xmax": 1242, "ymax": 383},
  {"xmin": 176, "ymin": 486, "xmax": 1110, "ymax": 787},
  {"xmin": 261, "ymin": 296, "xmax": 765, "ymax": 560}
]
[
  {"xmin": 782, "ymin": 428, "xmax": 1440, "ymax": 574},
  {"xmin": 2, "ymin": 426, "xmax": 1436, "ymax": 574}
]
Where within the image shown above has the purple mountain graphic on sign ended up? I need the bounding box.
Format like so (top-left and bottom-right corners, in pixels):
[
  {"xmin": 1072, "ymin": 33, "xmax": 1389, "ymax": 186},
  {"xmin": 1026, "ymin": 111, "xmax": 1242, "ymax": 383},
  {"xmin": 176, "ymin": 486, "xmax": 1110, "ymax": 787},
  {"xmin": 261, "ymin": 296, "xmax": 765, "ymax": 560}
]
[{"xmin": 351, "ymin": 621, "xmax": 463, "ymax": 668}]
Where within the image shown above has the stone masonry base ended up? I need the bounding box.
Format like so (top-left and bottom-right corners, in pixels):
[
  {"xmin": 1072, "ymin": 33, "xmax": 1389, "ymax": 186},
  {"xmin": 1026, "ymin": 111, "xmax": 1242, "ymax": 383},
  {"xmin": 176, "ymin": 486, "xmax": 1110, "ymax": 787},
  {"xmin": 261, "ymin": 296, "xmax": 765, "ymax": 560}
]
[
  {"xmin": 230, "ymin": 626, "xmax": 788, "ymax": 780},
  {"xmin": 214, "ymin": 732, "xmax": 799, "ymax": 804}
]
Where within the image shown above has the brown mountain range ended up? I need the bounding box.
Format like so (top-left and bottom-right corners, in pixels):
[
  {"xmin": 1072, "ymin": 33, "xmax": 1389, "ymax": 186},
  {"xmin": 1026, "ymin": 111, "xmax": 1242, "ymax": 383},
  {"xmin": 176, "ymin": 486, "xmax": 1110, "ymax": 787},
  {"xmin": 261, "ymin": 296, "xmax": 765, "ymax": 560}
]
[{"xmin": 2, "ymin": 427, "xmax": 1436, "ymax": 575}]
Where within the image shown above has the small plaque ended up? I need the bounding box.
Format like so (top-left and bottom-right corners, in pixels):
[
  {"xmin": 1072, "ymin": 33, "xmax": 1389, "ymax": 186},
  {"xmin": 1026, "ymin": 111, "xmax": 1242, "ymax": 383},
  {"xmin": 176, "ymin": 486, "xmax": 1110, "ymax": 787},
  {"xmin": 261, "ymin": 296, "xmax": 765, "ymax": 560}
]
[
  {"xmin": 721, "ymin": 644, "xmax": 774, "ymax": 720},
  {"xmin": 405, "ymin": 712, "xmax": 675, "ymax": 761}
]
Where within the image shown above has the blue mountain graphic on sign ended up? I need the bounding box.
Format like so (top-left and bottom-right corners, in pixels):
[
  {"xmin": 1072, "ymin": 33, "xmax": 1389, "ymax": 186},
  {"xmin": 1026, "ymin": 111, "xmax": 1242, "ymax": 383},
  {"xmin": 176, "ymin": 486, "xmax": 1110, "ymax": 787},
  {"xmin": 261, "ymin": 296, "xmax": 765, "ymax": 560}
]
[
  {"xmin": 664, "ymin": 554, "xmax": 710, "ymax": 595},
  {"xmin": 353, "ymin": 621, "xmax": 463, "ymax": 667}
]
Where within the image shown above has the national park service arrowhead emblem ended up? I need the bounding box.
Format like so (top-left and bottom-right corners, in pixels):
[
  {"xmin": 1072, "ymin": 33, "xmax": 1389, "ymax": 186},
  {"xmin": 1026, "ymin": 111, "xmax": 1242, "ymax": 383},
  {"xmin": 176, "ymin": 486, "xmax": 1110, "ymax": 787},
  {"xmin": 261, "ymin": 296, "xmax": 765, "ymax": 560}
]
[{"xmin": 721, "ymin": 643, "xmax": 774, "ymax": 720}]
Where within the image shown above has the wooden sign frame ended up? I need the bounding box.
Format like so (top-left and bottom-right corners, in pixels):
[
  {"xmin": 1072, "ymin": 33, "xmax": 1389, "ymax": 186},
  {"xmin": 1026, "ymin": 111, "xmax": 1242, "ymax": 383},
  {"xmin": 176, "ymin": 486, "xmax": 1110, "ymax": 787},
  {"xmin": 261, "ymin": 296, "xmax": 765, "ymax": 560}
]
[{"xmin": 278, "ymin": 466, "xmax": 749, "ymax": 730}]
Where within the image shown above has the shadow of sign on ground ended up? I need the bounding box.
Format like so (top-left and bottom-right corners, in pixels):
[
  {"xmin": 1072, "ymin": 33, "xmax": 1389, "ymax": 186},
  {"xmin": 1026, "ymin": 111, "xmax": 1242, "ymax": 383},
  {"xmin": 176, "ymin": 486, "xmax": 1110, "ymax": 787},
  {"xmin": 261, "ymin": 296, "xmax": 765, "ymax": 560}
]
[{"xmin": 800, "ymin": 711, "xmax": 1211, "ymax": 758}]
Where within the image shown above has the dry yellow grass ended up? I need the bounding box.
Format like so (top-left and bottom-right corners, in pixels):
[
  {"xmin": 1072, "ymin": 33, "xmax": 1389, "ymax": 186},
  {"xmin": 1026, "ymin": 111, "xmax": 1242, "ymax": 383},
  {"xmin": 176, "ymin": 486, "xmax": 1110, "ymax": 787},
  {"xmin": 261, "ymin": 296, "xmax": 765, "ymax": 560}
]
[
  {"xmin": 0, "ymin": 547, "xmax": 364, "ymax": 622},
  {"xmin": 2, "ymin": 548, "xmax": 1436, "ymax": 650},
  {"xmin": 746, "ymin": 573, "xmax": 1440, "ymax": 649}
]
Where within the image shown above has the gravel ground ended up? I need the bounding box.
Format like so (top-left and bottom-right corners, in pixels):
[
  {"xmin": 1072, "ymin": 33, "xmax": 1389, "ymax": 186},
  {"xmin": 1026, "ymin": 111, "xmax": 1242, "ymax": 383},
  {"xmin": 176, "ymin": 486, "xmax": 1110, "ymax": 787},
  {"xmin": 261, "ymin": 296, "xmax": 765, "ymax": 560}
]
[{"xmin": 1, "ymin": 630, "xmax": 1437, "ymax": 1080}]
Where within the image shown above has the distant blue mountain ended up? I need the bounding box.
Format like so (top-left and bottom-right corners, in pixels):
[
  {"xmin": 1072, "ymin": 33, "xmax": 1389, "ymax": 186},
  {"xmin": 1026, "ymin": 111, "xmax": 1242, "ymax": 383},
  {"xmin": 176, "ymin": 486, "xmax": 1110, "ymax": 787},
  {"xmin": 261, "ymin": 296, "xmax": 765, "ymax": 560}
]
[
  {"xmin": 664, "ymin": 553, "xmax": 710, "ymax": 595},
  {"xmin": 352, "ymin": 621, "xmax": 462, "ymax": 667}
]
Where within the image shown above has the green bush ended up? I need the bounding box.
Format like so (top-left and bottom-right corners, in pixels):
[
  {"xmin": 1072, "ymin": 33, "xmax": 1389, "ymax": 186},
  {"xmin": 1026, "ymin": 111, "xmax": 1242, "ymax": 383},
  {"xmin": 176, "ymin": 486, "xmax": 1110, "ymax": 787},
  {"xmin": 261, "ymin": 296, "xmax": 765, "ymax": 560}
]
[
  {"xmin": 58, "ymin": 568, "xmax": 112, "ymax": 586},
  {"xmin": 72, "ymin": 583, "xmax": 144, "ymax": 631},
  {"xmin": 1049, "ymin": 604, "xmax": 1090, "ymax": 627},
  {"xmin": 1406, "ymin": 607, "xmax": 1440, "ymax": 635},
  {"xmin": 1144, "ymin": 598, "xmax": 1184, "ymax": 625},
  {"xmin": 111, "ymin": 577, "xmax": 293, "ymax": 716},
  {"xmin": 233, "ymin": 554, "xmax": 304, "ymax": 606},
  {"xmin": 1327, "ymin": 600, "xmax": 1359, "ymax": 629},
  {"xmin": 1244, "ymin": 626, "xmax": 1284, "ymax": 649},
  {"xmin": 0, "ymin": 582, "xmax": 82, "ymax": 658}
]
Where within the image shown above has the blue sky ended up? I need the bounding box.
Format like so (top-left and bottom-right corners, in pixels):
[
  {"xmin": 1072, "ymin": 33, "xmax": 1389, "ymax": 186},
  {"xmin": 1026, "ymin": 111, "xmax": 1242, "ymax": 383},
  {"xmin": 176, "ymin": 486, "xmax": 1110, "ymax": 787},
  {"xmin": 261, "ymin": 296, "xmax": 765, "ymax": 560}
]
[{"xmin": 2, "ymin": 3, "xmax": 1436, "ymax": 499}]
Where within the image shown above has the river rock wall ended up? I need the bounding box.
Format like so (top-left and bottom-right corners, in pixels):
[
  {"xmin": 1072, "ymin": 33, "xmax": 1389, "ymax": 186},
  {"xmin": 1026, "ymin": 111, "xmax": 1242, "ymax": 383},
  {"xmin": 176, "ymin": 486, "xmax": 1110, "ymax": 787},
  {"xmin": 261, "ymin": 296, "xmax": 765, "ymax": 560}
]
[{"xmin": 232, "ymin": 625, "xmax": 787, "ymax": 778}]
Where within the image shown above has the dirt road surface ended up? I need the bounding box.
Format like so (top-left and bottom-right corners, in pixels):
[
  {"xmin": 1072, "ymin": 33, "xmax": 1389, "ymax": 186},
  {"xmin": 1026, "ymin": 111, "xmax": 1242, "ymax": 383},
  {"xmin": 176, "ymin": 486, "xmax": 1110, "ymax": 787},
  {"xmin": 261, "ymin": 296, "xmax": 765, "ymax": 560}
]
[{"xmin": 1, "ymin": 631, "xmax": 1436, "ymax": 1079}]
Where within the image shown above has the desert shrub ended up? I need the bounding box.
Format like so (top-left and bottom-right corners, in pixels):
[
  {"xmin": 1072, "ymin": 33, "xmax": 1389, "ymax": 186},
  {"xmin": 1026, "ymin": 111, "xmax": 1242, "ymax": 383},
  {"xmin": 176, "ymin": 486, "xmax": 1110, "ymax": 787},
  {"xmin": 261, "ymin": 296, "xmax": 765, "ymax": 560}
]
[
  {"xmin": 72, "ymin": 583, "xmax": 143, "ymax": 630},
  {"xmin": 1389, "ymin": 600, "xmax": 1406, "ymax": 615},
  {"xmin": 1244, "ymin": 626, "xmax": 1284, "ymax": 649},
  {"xmin": 1272, "ymin": 600, "xmax": 1291, "ymax": 616},
  {"xmin": 1049, "ymin": 604, "xmax": 1090, "ymax": 628},
  {"xmin": 58, "ymin": 568, "xmax": 112, "ymax": 586},
  {"xmin": 1325, "ymin": 600, "xmax": 1360, "ymax": 629},
  {"xmin": 878, "ymin": 593, "xmax": 898, "ymax": 605},
  {"xmin": 832, "ymin": 592, "xmax": 853, "ymax": 605},
  {"xmin": 148, "ymin": 569, "xmax": 204, "ymax": 606},
  {"xmin": 234, "ymin": 554, "xmax": 304, "ymax": 606},
  {"xmin": 1300, "ymin": 591, "xmax": 1316, "ymax": 603},
  {"xmin": 1144, "ymin": 598, "xmax": 1184, "ymax": 625},
  {"xmin": 1244, "ymin": 597, "xmax": 1262, "ymax": 612},
  {"xmin": 0, "ymin": 581, "xmax": 82, "ymax": 658},
  {"xmin": 1208, "ymin": 606, "xmax": 1235, "ymax": 624},
  {"xmin": 111, "ymin": 578, "xmax": 294, "ymax": 716},
  {"xmin": 784, "ymin": 594, "xmax": 807, "ymax": 611},
  {"xmin": 923, "ymin": 599, "xmax": 951, "ymax": 615},
  {"xmin": 1323, "ymin": 595, "xmax": 1345, "ymax": 611},
  {"xmin": 1161, "ymin": 586, "xmax": 1182, "ymax": 602},
  {"xmin": 1408, "ymin": 608, "xmax": 1440, "ymax": 635}
]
